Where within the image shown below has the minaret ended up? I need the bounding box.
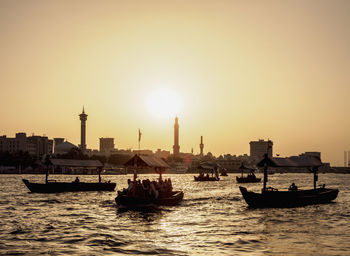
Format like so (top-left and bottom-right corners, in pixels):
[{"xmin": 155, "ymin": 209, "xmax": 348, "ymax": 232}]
[
  {"xmin": 200, "ymin": 136, "xmax": 204, "ymax": 156},
  {"xmin": 173, "ymin": 116, "xmax": 180, "ymax": 156},
  {"xmin": 79, "ymin": 107, "xmax": 88, "ymax": 151}
]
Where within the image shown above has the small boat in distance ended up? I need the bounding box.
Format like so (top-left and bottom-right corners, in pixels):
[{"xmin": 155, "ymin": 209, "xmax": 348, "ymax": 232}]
[
  {"xmin": 239, "ymin": 154, "xmax": 339, "ymax": 208},
  {"xmin": 22, "ymin": 158, "xmax": 116, "ymax": 193},
  {"xmin": 236, "ymin": 164, "xmax": 261, "ymax": 183},
  {"xmin": 194, "ymin": 162, "xmax": 220, "ymax": 181},
  {"xmin": 23, "ymin": 178, "xmax": 116, "ymax": 193}
]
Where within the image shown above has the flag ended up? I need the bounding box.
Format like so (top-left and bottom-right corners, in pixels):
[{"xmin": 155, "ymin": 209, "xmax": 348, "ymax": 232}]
[{"xmin": 138, "ymin": 129, "xmax": 142, "ymax": 142}]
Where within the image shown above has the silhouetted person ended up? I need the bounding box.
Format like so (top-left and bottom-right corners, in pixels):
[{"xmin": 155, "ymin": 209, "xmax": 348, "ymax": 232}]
[
  {"xmin": 289, "ymin": 182, "xmax": 297, "ymax": 191},
  {"xmin": 74, "ymin": 177, "xmax": 80, "ymax": 183}
]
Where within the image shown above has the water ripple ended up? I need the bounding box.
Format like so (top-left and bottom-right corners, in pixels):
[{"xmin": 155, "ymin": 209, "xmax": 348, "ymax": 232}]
[{"xmin": 0, "ymin": 174, "xmax": 349, "ymax": 255}]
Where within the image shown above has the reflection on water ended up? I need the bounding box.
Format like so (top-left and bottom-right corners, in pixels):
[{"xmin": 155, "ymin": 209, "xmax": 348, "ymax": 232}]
[{"xmin": 0, "ymin": 173, "xmax": 349, "ymax": 255}]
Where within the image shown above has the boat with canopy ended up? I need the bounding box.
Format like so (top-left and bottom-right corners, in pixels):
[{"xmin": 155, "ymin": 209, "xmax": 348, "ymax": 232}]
[
  {"xmin": 236, "ymin": 163, "xmax": 261, "ymax": 183},
  {"xmin": 194, "ymin": 162, "xmax": 220, "ymax": 181},
  {"xmin": 239, "ymin": 154, "xmax": 339, "ymax": 208},
  {"xmin": 115, "ymin": 154, "xmax": 184, "ymax": 209},
  {"xmin": 22, "ymin": 157, "xmax": 116, "ymax": 193}
]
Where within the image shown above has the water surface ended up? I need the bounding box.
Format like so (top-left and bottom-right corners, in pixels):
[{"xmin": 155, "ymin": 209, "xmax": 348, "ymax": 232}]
[{"xmin": 0, "ymin": 173, "xmax": 349, "ymax": 255}]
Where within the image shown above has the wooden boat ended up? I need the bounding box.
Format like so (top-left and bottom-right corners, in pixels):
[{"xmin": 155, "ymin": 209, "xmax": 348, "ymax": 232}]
[
  {"xmin": 194, "ymin": 175, "xmax": 220, "ymax": 181},
  {"xmin": 236, "ymin": 176, "xmax": 261, "ymax": 183},
  {"xmin": 115, "ymin": 154, "xmax": 184, "ymax": 209},
  {"xmin": 116, "ymin": 190, "xmax": 184, "ymax": 207},
  {"xmin": 22, "ymin": 157, "xmax": 116, "ymax": 193},
  {"xmin": 23, "ymin": 179, "xmax": 116, "ymax": 193},
  {"xmin": 236, "ymin": 164, "xmax": 261, "ymax": 183},
  {"xmin": 240, "ymin": 186, "xmax": 338, "ymax": 208},
  {"xmin": 239, "ymin": 154, "xmax": 339, "ymax": 208},
  {"xmin": 194, "ymin": 162, "xmax": 220, "ymax": 181}
]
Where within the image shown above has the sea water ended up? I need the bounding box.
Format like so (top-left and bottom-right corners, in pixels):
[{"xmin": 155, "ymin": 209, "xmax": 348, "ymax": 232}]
[{"xmin": 0, "ymin": 173, "xmax": 349, "ymax": 255}]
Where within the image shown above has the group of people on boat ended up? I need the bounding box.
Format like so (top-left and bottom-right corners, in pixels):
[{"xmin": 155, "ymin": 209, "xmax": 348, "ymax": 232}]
[
  {"xmin": 199, "ymin": 173, "xmax": 211, "ymax": 178},
  {"xmin": 247, "ymin": 173, "xmax": 256, "ymax": 179},
  {"xmin": 120, "ymin": 177, "xmax": 173, "ymax": 199}
]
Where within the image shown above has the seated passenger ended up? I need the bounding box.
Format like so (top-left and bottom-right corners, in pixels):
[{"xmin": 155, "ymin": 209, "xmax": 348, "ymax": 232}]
[
  {"xmin": 74, "ymin": 177, "xmax": 80, "ymax": 183},
  {"xmin": 127, "ymin": 179, "xmax": 133, "ymax": 192},
  {"xmin": 289, "ymin": 183, "xmax": 298, "ymax": 191}
]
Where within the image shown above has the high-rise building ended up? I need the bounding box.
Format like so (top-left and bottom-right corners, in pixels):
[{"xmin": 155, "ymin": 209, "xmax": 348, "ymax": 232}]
[
  {"xmin": 99, "ymin": 137, "xmax": 114, "ymax": 152},
  {"xmin": 0, "ymin": 133, "xmax": 53, "ymax": 157},
  {"xmin": 79, "ymin": 107, "xmax": 88, "ymax": 151},
  {"xmin": 27, "ymin": 135, "xmax": 53, "ymax": 157},
  {"xmin": 173, "ymin": 116, "xmax": 180, "ymax": 156},
  {"xmin": 200, "ymin": 136, "xmax": 204, "ymax": 156},
  {"xmin": 249, "ymin": 139, "xmax": 273, "ymax": 159}
]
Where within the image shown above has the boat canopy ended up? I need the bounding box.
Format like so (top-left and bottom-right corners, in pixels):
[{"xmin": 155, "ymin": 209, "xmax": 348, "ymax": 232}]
[
  {"xmin": 124, "ymin": 154, "xmax": 169, "ymax": 169},
  {"xmin": 198, "ymin": 162, "xmax": 221, "ymax": 170},
  {"xmin": 257, "ymin": 156, "xmax": 323, "ymax": 168},
  {"xmin": 239, "ymin": 163, "xmax": 257, "ymax": 171},
  {"xmin": 50, "ymin": 159, "xmax": 103, "ymax": 168}
]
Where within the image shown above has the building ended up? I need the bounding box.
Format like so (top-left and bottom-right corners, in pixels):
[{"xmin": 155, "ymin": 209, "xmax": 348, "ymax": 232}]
[
  {"xmin": 250, "ymin": 139, "xmax": 273, "ymax": 160},
  {"xmin": 27, "ymin": 135, "xmax": 53, "ymax": 157},
  {"xmin": 79, "ymin": 107, "xmax": 88, "ymax": 151},
  {"xmin": 173, "ymin": 116, "xmax": 180, "ymax": 156},
  {"xmin": 0, "ymin": 133, "xmax": 27, "ymax": 153},
  {"xmin": 54, "ymin": 141, "xmax": 77, "ymax": 155},
  {"xmin": 299, "ymin": 152, "xmax": 321, "ymax": 158},
  {"xmin": 199, "ymin": 136, "xmax": 204, "ymax": 156},
  {"xmin": 155, "ymin": 149, "xmax": 171, "ymax": 159},
  {"xmin": 99, "ymin": 138, "xmax": 114, "ymax": 153},
  {"xmin": 132, "ymin": 149, "xmax": 153, "ymax": 156},
  {"xmin": 0, "ymin": 133, "xmax": 53, "ymax": 158},
  {"xmin": 54, "ymin": 138, "xmax": 64, "ymax": 146},
  {"xmin": 216, "ymin": 154, "xmax": 251, "ymax": 172}
]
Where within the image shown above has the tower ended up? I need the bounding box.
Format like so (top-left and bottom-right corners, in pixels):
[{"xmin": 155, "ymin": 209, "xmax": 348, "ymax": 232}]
[
  {"xmin": 173, "ymin": 116, "xmax": 180, "ymax": 156},
  {"xmin": 345, "ymin": 151, "xmax": 347, "ymax": 167},
  {"xmin": 79, "ymin": 107, "xmax": 88, "ymax": 151},
  {"xmin": 200, "ymin": 136, "xmax": 204, "ymax": 156}
]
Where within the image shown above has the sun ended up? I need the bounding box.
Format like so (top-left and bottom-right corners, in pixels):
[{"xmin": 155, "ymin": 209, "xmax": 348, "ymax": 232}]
[{"xmin": 147, "ymin": 88, "xmax": 181, "ymax": 119}]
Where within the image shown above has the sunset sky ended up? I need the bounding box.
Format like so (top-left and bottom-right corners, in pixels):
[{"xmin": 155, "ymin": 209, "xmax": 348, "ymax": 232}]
[{"xmin": 1, "ymin": 1, "xmax": 350, "ymax": 165}]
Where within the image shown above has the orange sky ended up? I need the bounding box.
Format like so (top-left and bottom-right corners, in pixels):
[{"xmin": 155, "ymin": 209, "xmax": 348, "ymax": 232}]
[{"xmin": 1, "ymin": 1, "xmax": 350, "ymax": 165}]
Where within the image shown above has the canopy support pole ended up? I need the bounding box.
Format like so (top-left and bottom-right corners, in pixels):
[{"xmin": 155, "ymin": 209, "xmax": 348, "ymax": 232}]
[
  {"xmin": 313, "ymin": 167, "xmax": 318, "ymax": 190},
  {"xmin": 263, "ymin": 154, "xmax": 268, "ymax": 191},
  {"xmin": 45, "ymin": 169, "xmax": 49, "ymax": 184},
  {"xmin": 98, "ymin": 167, "xmax": 102, "ymax": 183}
]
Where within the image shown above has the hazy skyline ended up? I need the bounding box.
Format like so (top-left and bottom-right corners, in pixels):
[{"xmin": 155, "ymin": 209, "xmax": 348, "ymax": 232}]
[{"xmin": 1, "ymin": 1, "xmax": 350, "ymax": 165}]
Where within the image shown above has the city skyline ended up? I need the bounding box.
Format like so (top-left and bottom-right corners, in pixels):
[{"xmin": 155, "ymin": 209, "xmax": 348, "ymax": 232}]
[{"xmin": 1, "ymin": 1, "xmax": 350, "ymax": 165}]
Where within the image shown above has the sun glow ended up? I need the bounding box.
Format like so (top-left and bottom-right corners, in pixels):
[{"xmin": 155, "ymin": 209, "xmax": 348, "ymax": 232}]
[{"xmin": 147, "ymin": 88, "xmax": 181, "ymax": 119}]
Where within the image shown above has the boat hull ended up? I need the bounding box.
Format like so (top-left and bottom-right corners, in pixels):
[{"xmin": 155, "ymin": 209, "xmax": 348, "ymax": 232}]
[
  {"xmin": 236, "ymin": 176, "xmax": 261, "ymax": 183},
  {"xmin": 194, "ymin": 176, "xmax": 220, "ymax": 181},
  {"xmin": 239, "ymin": 186, "xmax": 339, "ymax": 208},
  {"xmin": 115, "ymin": 191, "xmax": 184, "ymax": 208},
  {"xmin": 22, "ymin": 179, "xmax": 116, "ymax": 193}
]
